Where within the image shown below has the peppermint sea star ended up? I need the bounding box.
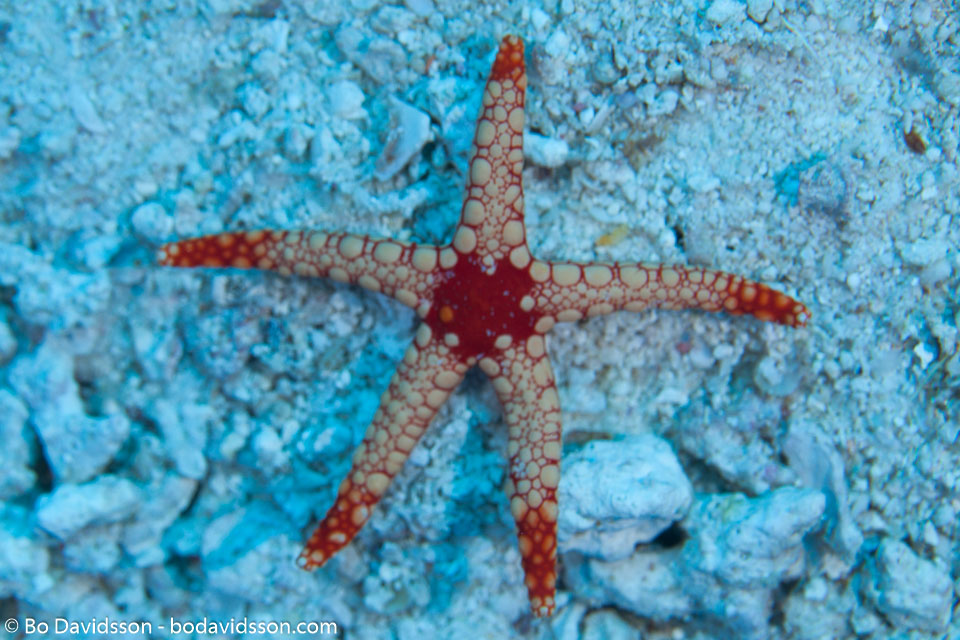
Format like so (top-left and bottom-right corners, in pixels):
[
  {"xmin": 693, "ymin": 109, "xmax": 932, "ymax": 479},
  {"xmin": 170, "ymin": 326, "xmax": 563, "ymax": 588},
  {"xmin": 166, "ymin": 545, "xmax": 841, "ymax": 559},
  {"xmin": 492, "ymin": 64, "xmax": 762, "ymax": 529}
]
[{"xmin": 159, "ymin": 36, "xmax": 809, "ymax": 617}]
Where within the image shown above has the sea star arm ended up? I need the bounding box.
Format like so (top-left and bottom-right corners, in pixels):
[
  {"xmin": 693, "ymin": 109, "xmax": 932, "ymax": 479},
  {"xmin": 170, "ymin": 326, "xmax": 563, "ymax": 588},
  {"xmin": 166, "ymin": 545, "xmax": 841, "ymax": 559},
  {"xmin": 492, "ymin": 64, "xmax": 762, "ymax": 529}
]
[
  {"xmin": 479, "ymin": 334, "xmax": 561, "ymax": 618},
  {"xmin": 158, "ymin": 231, "xmax": 443, "ymax": 312},
  {"xmin": 529, "ymin": 261, "xmax": 810, "ymax": 328},
  {"xmin": 298, "ymin": 323, "xmax": 469, "ymax": 568},
  {"xmin": 450, "ymin": 35, "xmax": 530, "ymax": 269}
]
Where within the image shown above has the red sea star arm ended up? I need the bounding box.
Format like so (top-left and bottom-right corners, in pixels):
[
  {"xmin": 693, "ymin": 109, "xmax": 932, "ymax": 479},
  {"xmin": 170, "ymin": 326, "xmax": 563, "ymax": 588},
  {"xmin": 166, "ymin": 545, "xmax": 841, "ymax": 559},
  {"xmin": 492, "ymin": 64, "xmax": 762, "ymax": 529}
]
[
  {"xmin": 479, "ymin": 334, "xmax": 561, "ymax": 618},
  {"xmin": 158, "ymin": 231, "xmax": 443, "ymax": 312},
  {"xmin": 451, "ymin": 35, "xmax": 531, "ymax": 270},
  {"xmin": 298, "ymin": 323, "xmax": 469, "ymax": 569},
  {"xmin": 529, "ymin": 261, "xmax": 810, "ymax": 328}
]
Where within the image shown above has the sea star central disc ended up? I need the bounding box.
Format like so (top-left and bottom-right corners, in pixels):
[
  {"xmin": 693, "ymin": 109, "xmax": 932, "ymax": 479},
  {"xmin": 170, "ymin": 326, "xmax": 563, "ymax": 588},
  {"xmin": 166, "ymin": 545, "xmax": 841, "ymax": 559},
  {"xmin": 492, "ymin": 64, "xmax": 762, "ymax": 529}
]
[{"xmin": 426, "ymin": 253, "xmax": 541, "ymax": 358}]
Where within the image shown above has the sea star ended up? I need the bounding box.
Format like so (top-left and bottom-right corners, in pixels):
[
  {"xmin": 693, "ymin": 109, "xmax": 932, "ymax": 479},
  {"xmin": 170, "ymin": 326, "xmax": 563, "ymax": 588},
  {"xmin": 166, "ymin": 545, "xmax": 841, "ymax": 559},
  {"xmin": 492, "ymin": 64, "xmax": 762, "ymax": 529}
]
[{"xmin": 158, "ymin": 35, "xmax": 809, "ymax": 617}]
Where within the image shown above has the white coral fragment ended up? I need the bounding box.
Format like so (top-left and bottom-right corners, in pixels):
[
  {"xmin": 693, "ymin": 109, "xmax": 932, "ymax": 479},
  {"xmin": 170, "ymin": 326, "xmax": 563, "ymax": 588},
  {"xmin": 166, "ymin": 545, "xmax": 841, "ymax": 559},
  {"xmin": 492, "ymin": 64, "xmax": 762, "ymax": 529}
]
[{"xmin": 374, "ymin": 97, "xmax": 433, "ymax": 181}]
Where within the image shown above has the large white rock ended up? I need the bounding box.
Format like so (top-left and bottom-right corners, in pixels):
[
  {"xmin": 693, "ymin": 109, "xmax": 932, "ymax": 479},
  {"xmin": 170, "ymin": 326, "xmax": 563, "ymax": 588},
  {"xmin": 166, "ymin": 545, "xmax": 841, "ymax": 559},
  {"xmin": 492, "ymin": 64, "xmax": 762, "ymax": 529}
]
[
  {"xmin": 566, "ymin": 487, "xmax": 826, "ymax": 638},
  {"xmin": 559, "ymin": 434, "xmax": 693, "ymax": 560}
]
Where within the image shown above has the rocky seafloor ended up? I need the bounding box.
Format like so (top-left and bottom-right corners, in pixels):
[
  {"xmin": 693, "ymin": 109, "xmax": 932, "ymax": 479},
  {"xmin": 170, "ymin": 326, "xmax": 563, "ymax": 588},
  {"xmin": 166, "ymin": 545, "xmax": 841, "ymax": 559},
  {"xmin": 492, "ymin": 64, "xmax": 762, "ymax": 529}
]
[{"xmin": 0, "ymin": 0, "xmax": 957, "ymax": 638}]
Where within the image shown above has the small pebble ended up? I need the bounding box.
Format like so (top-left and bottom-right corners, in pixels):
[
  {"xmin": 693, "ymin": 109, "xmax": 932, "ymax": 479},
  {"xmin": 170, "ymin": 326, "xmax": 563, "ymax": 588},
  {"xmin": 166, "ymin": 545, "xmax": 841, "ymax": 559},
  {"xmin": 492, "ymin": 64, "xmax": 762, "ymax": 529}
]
[
  {"xmin": 706, "ymin": 0, "xmax": 746, "ymax": 25},
  {"xmin": 131, "ymin": 202, "xmax": 174, "ymax": 244},
  {"xmin": 747, "ymin": 0, "xmax": 773, "ymax": 22},
  {"xmin": 525, "ymin": 133, "xmax": 569, "ymax": 168},
  {"xmin": 68, "ymin": 86, "xmax": 107, "ymax": 134},
  {"xmin": 327, "ymin": 80, "xmax": 366, "ymax": 119}
]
